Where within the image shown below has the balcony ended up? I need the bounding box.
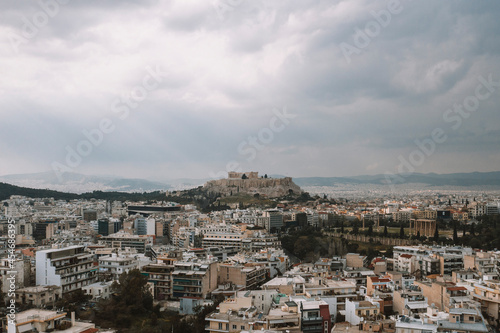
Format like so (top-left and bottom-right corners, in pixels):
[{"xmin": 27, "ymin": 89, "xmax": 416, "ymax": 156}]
[
  {"xmin": 473, "ymin": 293, "xmax": 500, "ymax": 303},
  {"xmin": 302, "ymin": 317, "xmax": 323, "ymax": 324},
  {"xmin": 302, "ymin": 324, "xmax": 323, "ymax": 332}
]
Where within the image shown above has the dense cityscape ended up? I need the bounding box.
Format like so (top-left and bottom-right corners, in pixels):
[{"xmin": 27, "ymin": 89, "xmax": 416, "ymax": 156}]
[
  {"xmin": 3, "ymin": 1, "xmax": 500, "ymax": 332},
  {"xmin": 0, "ymin": 172, "xmax": 499, "ymax": 332}
]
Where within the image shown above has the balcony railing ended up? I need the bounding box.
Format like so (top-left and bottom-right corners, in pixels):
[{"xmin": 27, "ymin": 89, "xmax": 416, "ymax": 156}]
[{"xmin": 302, "ymin": 317, "xmax": 323, "ymax": 323}]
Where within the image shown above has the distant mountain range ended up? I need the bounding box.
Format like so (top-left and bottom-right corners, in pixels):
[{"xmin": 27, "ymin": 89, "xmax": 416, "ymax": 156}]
[
  {"xmin": 293, "ymin": 171, "xmax": 500, "ymax": 187},
  {"xmin": 0, "ymin": 171, "xmax": 499, "ymax": 195},
  {"xmin": 0, "ymin": 172, "xmax": 170, "ymax": 194}
]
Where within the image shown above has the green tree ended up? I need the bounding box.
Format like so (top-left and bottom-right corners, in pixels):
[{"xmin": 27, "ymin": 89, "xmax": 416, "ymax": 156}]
[
  {"xmin": 367, "ymin": 225, "xmax": 373, "ymax": 236},
  {"xmin": 383, "ymin": 225, "xmax": 388, "ymax": 237},
  {"xmin": 341, "ymin": 220, "xmax": 344, "ymax": 234},
  {"xmin": 434, "ymin": 224, "xmax": 439, "ymax": 242},
  {"xmin": 95, "ymin": 269, "xmax": 153, "ymax": 329},
  {"xmin": 400, "ymin": 225, "xmax": 405, "ymax": 239},
  {"xmin": 453, "ymin": 222, "xmax": 458, "ymax": 243},
  {"xmin": 470, "ymin": 223, "xmax": 475, "ymax": 236},
  {"xmin": 352, "ymin": 222, "xmax": 359, "ymax": 235}
]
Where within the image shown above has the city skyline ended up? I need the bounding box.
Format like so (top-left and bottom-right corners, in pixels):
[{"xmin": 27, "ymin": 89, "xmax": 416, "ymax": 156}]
[{"xmin": 2, "ymin": 1, "xmax": 500, "ymax": 180}]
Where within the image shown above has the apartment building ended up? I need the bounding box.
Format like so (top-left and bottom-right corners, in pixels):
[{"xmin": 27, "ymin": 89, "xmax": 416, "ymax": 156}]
[
  {"xmin": 241, "ymin": 234, "xmax": 281, "ymax": 252},
  {"xmin": 35, "ymin": 245, "xmax": 97, "ymax": 294},
  {"xmin": 397, "ymin": 254, "xmax": 417, "ymax": 273},
  {"xmin": 12, "ymin": 309, "xmax": 96, "ymax": 332},
  {"xmin": 414, "ymin": 279, "xmax": 470, "ymax": 312},
  {"xmin": 436, "ymin": 252, "xmax": 464, "ymax": 276},
  {"xmin": 472, "ymin": 280, "xmax": 500, "ymax": 327},
  {"xmin": 15, "ymin": 285, "xmax": 62, "ymax": 308},
  {"xmin": 464, "ymin": 252, "xmax": 496, "ymax": 277},
  {"xmin": 98, "ymin": 253, "xmax": 139, "ymax": 280},
  {"xmin": 299, "ymin": 300, "xmax": 331, "ymax": 333},
  {"xmin": 393, "ymin": 211, "xmax": 411, "ymax": 223},
  {"xmin": 367, "ymin": 276, "xmax": 393, "ymax": 296},
  {"xmin": 422, "ymin": 255, "xmax": 441, "ymax": 276},
  {"xmin": 99, "ymin": 231, "xmax": 153, "ymax": 253},
  {"xmin": 141, "ymin": 253, "xmax": 179, "ymax": 301},
  {"xmin": 82, "ymin": 280, "xmax": 113, "ymax": 300},
  {"xmin": 393, "ymin": 286, "xmax": 428, "ymax": 317},
  {"xmin": 202, "ymin": 232, "xmax": 245, "ymax": 250},
  {"xmin": 206, "ymin": 305, "xmax": 268, "ymax": 333},
  {"xmin": 171, "ymin": 260, "xmax": 218, "ymax": 299},
  {"xmin": 0, "ymin": 257, "xmax": 31, "ymax": 294},
  {"xmin": 440, "ymin": 307, "xmax": 489, "ymax": 332},
  {"xmin": 345, "ymin": 299, "xmax": 380, "ymax": 326},
  {"xmin": 218, "ymin": 263, "xmax": 267, "ymax": 290},
  {"xmin": 345, "ymin": 253, "xmax": 367, "ymax": 268},
  {"xmin": 263, "ymin": 209, "xmax": 283, "ymax": 232}
]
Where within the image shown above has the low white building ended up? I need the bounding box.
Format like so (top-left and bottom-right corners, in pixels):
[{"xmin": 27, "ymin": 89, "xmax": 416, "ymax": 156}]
[
  {"xmin": 345, "ymin": 299, "xmax": 380, "ymax": 325},
  {"xmin": 82, "ymin": 281, "xmax": 113, "ymax": 300},
  {"xmin": 98, "ymin": 253, "xmax": 139, "ymax": 280}
]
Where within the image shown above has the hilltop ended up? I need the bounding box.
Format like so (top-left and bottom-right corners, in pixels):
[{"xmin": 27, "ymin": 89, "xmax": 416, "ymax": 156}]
[{"xmin": 203, "ymin": 171, "xmax": 302, "ymax": 198}]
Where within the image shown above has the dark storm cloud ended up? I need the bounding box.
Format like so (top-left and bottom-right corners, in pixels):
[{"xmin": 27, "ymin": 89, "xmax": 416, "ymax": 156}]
[{"xmin": 1, "ymin": 0, "xmax": 500, "ymax": 178}]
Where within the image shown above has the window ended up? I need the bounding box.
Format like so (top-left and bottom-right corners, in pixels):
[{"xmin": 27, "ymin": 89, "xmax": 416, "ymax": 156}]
[
  {"xmin": 241, "ymin": 326, "xmax": 245, "ymax": 330},
  {"xmin": 218, "ymin": 323, "xmax": 222, "ymax": 330},
  {"xmin": 232, "ymin": 325, "xmax": 237, "ymax": 329}
]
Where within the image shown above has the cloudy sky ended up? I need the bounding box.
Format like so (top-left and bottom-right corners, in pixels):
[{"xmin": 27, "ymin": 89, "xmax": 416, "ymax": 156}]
[{"xmin": 1, "ymin": 0, "xmax": 500, "ymax": 180}]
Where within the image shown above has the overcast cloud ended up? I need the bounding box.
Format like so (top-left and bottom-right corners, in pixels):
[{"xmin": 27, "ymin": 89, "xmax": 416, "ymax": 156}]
[{"xmin": 1, "ymin": 0, "xmax": 499, "ymax": 180}]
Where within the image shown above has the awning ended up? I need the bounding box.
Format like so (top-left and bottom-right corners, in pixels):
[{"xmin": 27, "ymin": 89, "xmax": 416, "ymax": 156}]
[{"xmin": 17, "ymin": 324, "xmax": 33, "ymax": 333}]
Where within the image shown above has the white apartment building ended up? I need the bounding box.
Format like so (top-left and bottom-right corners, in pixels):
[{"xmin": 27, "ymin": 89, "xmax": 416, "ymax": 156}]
[{"xmin": 36, "ymin": 245, "xmax": 97, "ymax": 294}]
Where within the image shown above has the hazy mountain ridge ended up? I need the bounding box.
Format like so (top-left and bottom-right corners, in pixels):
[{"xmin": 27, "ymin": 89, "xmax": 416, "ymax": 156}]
[
  {"xmin": 1, "ymin": 171, "xmax": 500, "ymax": 195},
  {"xmin": 293, "ymin": 171, "xmax": 500, "ymax": 187},
  {"xmin": 0, "ymin": 172, "xmax": 170, "ymax": 194}
]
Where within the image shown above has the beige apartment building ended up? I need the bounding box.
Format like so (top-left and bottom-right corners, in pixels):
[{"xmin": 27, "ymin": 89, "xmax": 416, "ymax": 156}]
[
  {"xmin": 473, "ymin": 280, "xmax": 500, "ymax": 327},
  {"xmin": 15, "ymin": 285, "xmax": 62, "ymax": 308},
  {"xmin": 172, "ymin": 260, "xmax": 218, "ymax": 299},
  {"xmin": 218, "ymin": 264, "xmax": 267, "ymax": 290},
  {"xmin": 414, "ymin": 279, "xmax": 469, "ymax": 312}
]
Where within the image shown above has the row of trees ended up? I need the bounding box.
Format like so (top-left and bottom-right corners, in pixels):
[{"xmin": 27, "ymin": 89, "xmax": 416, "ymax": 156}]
[{"xmin": 330, "ymin": 215, "xmax": 500, "ymax": 250}]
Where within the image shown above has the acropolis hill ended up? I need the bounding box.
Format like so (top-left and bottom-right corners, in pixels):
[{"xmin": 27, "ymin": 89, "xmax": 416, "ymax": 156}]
[{"xmin": 203, "ymin": 172, "xmax": 302, "ymax": 198}]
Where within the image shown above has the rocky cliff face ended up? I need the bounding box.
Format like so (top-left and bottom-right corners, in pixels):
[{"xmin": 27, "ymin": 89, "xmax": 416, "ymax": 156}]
[{"xmin": 203, "ymin": 177, "xmax": 302, "ymax": 198}]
